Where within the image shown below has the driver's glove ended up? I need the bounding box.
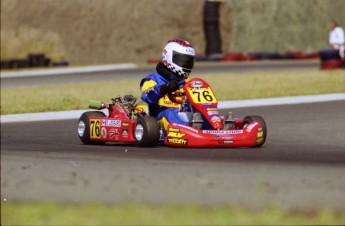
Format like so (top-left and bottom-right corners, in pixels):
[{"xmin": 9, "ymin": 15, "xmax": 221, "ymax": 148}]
[{"xmin": 159, "ymin": 81, "xmax": 179, "ymax": 95}]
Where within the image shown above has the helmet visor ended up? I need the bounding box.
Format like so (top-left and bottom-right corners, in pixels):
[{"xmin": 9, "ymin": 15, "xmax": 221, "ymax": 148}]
[{"xmin": 172, "ymin": 51, "xmax": 195, "ymax": 70}]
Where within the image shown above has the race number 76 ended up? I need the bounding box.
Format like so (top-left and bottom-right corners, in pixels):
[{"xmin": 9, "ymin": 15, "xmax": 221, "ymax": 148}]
[
  {"xmin": 90, "ymin": 119, "xmax": 101, "ymax": 138},
  {"xmin": 190, "ymin": 88, "xmax": 216, "ymax": 103}
]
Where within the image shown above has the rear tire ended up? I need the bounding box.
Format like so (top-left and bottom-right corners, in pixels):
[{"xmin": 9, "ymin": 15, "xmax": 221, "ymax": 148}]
[
  {"xmin": 243, "ymin": 115, "xmax": 267, "ymax": 147},
  {"xmin": 77, "ymin": 111, "xmax": 106, "ymax": 145},
  {"xmin": 134, "ymin": 116, "xmax": 160, "ymax": 147}
]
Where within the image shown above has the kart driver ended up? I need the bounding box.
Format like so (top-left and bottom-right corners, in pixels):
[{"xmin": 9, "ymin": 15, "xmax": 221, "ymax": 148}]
[{"xmin": 140, "ymin": 39, "xmax": 202, "ymax": 131}]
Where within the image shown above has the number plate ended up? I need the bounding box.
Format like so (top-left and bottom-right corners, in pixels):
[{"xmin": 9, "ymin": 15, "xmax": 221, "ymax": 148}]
[
  {"xmin": 187, "ymin": 87, "xmax": 217, "ymax": 104},
  {"xmin": 90, "ymin": 119, "xmax": 101, "ymax": 138}
]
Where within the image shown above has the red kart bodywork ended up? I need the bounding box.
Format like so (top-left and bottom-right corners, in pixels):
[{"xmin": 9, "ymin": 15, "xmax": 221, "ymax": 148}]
[
  {"xmin": 87, "ymin": 117, "xmax": 137, "ymax": 143},
  {"xmin": 161, "ymin": 78, "xmax": 266, "ymax": 147},
  {"xmin": 78, "ymin": 77, "xmax": 267, "ymax": 148},
  {"xmin": 164, "ymin": 122, "xmax": 264, "ymax": 147}
]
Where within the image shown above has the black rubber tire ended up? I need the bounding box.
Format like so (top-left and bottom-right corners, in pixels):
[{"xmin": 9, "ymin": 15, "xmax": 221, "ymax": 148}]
[
  {"xmin": 243, "ymin": 115, "xmax": 267, "ymax": 147},
  {"xmin": 134, "ymin": 116, "xmax": 160, "ymax": 147},
  {"xmin": 77, "ymin": 111, "xmax": 106, "ymax": 145},
  {"xmin": 318, "ymin": 49, "xmax": 341, "ymax": 61}
]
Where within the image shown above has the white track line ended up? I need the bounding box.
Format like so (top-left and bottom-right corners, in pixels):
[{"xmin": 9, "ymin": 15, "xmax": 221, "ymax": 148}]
[{"xmin": 1, "ymin": 93, "xmax": 344, "ymax": 123}]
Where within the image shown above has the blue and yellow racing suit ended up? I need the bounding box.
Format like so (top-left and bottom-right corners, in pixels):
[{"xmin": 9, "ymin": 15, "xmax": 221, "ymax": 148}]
[{"xmin": 140, "ymin": 71, "xmax": 188, "ymax": 131}]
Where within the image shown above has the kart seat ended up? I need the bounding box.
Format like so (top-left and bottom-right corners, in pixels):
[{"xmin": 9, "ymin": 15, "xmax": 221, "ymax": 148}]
[{"xmin": 148, "ymin": 104, "xmax": 158, "ymax": 118}]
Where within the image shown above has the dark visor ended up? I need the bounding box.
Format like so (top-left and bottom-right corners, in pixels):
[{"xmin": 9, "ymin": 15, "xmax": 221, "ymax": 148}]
[{"xmin": 172, "ymin": 51, "xmax": 195, "ymax": 70}]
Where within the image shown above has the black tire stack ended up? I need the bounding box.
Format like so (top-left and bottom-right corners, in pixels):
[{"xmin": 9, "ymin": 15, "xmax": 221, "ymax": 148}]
[
  {"xmin": 203, "ymin": 0, "xmax": 222, "ymax": 58},
  {"xmin": 318, "ymin": 49, "xmax": 345, "ymax": 70},
  {"xmin": 1, "ymin": 53, "xmax": 69, "ymax": 70}
]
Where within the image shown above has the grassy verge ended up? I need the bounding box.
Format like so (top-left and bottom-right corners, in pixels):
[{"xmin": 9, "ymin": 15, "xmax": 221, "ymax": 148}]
[
  {"xmin": 1, "ymin": 69, "xmax": 344, "ymax": 115},
  {"xmin": 2, "ymin": 202, "xmax": 344, "ymax": 225}
]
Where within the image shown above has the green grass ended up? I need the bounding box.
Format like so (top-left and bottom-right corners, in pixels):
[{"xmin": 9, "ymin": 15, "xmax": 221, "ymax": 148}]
[
  {"xmin": 2, "ymin": 202, "xmax": 344, "ymax": 225},
  {"xmin": 1, "ymin": 69, "xmax": 344, "ymax": 115}
]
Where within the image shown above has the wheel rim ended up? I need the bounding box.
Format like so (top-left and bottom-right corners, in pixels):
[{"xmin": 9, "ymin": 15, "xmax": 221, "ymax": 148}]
[
  {"xmin": 135, "ymin": 124, "xmax": 144, "ymax": 141},
  {"xmin": 78, "ymin": 120, "xmax": 86, "ymax": 137}
]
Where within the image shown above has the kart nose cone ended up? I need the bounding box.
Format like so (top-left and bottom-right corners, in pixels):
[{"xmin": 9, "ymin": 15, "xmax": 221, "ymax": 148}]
[
  {"xmin": 78, "ymin": 120, "xmax": 86, "ymax": 137},
  {"xmin": 135, "ymin": 124, "xmax": 144, "ymax": 141}
]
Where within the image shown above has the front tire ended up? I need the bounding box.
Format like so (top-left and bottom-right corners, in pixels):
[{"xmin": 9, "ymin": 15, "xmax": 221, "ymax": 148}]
[
  {"xmin": 134, "ymin": 116, "xmax": 160, "ymax": 147},
  {"xmin": 243, "ymin": 115, "xmax": 267, "ymax": 147},
  {"xmin": 77, "ymin": 111, "xmax": 106, "ymax": 145}
]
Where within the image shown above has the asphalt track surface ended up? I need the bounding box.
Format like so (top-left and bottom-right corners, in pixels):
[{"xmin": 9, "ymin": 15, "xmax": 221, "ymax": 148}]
[
  {"xmin": 1, "ymin": 61, "xmax": 345, "ymax": 211},
  {"xmin": 2, "ymin": 101, "xmax": 345, "ymax": 210},
  {"xmin": 1, "ymin": 60, "xmax": 318, "ymax": 88}
]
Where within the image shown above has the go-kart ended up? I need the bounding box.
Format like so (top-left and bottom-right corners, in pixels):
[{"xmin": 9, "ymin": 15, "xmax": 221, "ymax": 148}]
[{"xmin": 77, "ymin": 78, "xmax": 267, "ymax": 147}]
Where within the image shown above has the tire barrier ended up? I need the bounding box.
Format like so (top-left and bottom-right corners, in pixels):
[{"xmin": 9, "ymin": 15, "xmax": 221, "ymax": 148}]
[
  {"xmin": 51, "ymin": 61, "xmax": 69, "ymax": 67},
  {"xmin": 320, "ymin": 59, "xmax": 345, "ymax": 70},
  {"xmin": 148, "ymin": 51, "xmax": 319, "ymax": 64},
  {"xmin": 318, "ymin": 49, "xmax": 341, "ymax": 61},
  {"xmin": 318, "ymin": 49, "xmax": 345, "ymax": 70},
  {"xmin": 1, "ymin": 53, "xmax": 69, "ymax": 70},
  {"xmin": 28, "ymin": 54, "xmax": 50, "ymax": 67},
  {"xmin": 203, "ymin": 0, "xmax": 222, "ymax": 57},
  {"xmin": 221, "ymin": 53, "xmax": 256, "ymax": 61}
]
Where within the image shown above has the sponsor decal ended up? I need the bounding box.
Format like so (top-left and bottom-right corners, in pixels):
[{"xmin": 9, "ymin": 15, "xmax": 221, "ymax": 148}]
[
  {"xmin": 214, "ymin": 133, "xmax": 230, "ymax": 138},
  {"xmin": 122, "ymin": 129, "xmax": 129, "ymax": 138},
  {"xmin": 256, "ymin": 128, "xmax": 264, "ymax": 143},
  {"xmin": 167, "ymin": 130, "xmax": 188, "ymax": 144},
  {"xmin": 246, "ymin": 122, "xmax": 258, "ymax": 132},
  {"xmin": 257, "ymin": 131, "xmax": 263, "ymax": 138},
  {"xmin": 167, "ymin": 138, "xmax": 188, "ymax": 145},
  {"xmin": 169, "ymin": 127, "xmax": 180, "ymax": 132},
  {"xmin": 223, "ymin": 140, "xmax": 233, "ymax": 144},
  {"xmin": 186, "ymin": 48, "xmax": 195, "ymax": 55},
  {"xmin": 211, "ymin": 115, "xmax": 221, "ymax": 122},
  {"xmin": 167, "ymin": 132, "xmax": 185, "ymax": 138},
  {"xmin": 163, "ymin": 100, "xmax": 174, "ymax": 105},
  {"xmin": 256, "ymin": 137, "xmax": 264, "ymax": 144},
  {"xmin": 202, "ymin": 104, "xmax": 217, "ymax": 109},
  {"xmin": 218, "ymin": 140, "xmax": 233, "ymax": 144},
  {"xmin": 161, "ymin": 96, "xmax": 180, "ymax": 107},
  {"xmin": 207, "ymin": 111, "xmax": 219, "ymax": 115},
  {"xmin": 102, "ymin": 119, "xmax": 121, "ymax": 127},
  {"xmin": 191, "ymin": 81, "xmax": 203, "ymax": 88},
  {"xmin": 216, "ymin": 134, "xmax": 234, "ymax": 139},
  {"xmin": 109, "ymin": 128, "xmax": 119, "ymax": 139},
  {"xmin": 101, "ymin": 127, "xmax": 107, "ymax": 139},
  {"xmin": 221, "ymin": 136, "xmax": 234, "ymax": 140},
  {"xmin": 203, "ymin": 130, "xmax": 243, "ymax": 134}
]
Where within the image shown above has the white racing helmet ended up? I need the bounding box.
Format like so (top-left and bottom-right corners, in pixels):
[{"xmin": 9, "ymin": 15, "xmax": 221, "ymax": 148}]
[{"xmin": 162, "ymin": 39, "xmax": 196, "ymax": 79}]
